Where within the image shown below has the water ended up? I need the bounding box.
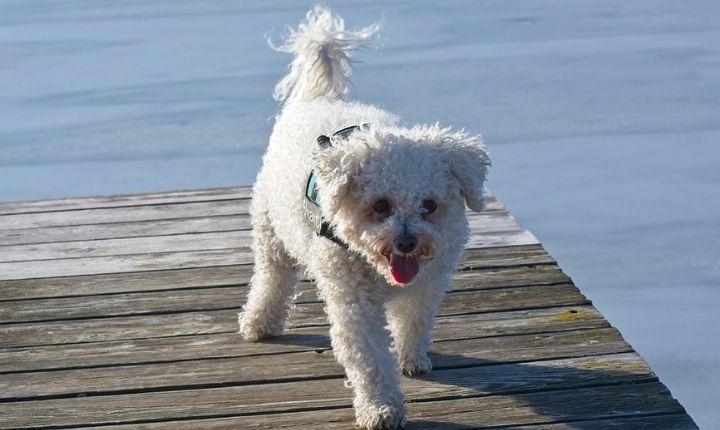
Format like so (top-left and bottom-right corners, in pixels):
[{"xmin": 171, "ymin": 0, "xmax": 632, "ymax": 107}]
[{"xmin": 1, "ymin": 1, "xmax": 718, "ymax": 427}]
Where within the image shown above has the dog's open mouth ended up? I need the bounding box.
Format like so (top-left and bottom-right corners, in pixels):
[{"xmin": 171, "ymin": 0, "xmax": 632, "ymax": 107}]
[{"xmin": 387, "ymin": 253, "xmax": 420, "ymax": 285}]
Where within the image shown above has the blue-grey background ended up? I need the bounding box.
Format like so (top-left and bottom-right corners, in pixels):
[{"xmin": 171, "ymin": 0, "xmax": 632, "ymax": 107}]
[{"xmin": 1, "ymin": 1, "xmax": 718, "ymax": 427}]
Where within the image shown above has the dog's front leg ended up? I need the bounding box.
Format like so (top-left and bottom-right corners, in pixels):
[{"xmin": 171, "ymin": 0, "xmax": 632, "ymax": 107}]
[
  {"xmin": 386, "ymin": 274, "xmax": 449, "ymax": 376},
  {"xmin": 317, "ymin": 277, "xmax": 406, "ymax": 430}
]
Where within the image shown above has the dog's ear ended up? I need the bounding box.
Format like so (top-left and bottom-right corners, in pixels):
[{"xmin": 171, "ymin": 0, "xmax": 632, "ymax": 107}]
[
  {"xmin": 440, "ymin": 133, "xmax": 491, "ymax": 212},
  {"xmin": 311, "ymin": 138, "xmax": 370, "ymax": 216}
]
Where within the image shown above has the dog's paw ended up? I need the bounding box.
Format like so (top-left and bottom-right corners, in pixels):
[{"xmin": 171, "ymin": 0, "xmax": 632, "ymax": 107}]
[
  {"xmin": 398, "ymin": 353, "xmax": 432, "ymax": 377},
  {"xmin": 238, "ymin": 312, "xmax": 283, "ymax": 342},
  {"xmin": 355, "ymin": 403, "xmax": 406, "ymax": 430}
]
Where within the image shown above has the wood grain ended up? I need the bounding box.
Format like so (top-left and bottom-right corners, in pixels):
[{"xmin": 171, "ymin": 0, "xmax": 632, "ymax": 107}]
[
  {"xmin": 0, "ymin": 381, "xmax": 684, "ymax": 429},
  {"xmin": 0, "ymin": 212, "xmax": 536, "ymax": 280},
  {"xmin": 0, "ymin": 353, "xmax": 655, "ymax": 428},
  {"xmin": 0, "ymin": 245, "xmax": 556, "ymax": 301},
  {"xmin": 0, "ymin": 265, "xmax": 570, "ymax": 323},
  {"xmin": 0, "ymin": 305, "xmax": 607, "ymax": 372},
  {"xmin": 0, "ymin": 187, "xmax": 252, "ymax": 215},
  {"xmin": 0, "ymin": 215, "xmax": 247, "ymax": 246},
  {"xmin": 0, "ymin": 199, "xmax": 248, "ymax": 230},
  {"xmin": 0, "ymin": 186, "xmax": 697, "ymax": 430},
  {"xmin": 0, "ymin": 211, "xmax": 531, "ymax": 263},
  {"xmin": 0, "ymin": 188, "xmax": 508, "ymax": 216},
  {"xmin": 0, "ymin": 327, "xmax": 632, "ymax": 400},
  {"xmin": 0, "ymin": 283, "xmax": 587, "ymax": 348}
]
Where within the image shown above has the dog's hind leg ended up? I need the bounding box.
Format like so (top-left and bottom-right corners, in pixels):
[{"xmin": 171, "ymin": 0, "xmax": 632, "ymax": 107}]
[{"xmin": 239, "ymin": 204, "xmax": 298, "ymax": 341}]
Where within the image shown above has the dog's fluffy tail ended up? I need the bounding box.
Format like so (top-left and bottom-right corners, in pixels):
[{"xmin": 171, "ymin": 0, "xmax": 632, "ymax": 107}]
[{"xmin": 271, "ymin": 6, "xmax": 380, "ymax": 104}]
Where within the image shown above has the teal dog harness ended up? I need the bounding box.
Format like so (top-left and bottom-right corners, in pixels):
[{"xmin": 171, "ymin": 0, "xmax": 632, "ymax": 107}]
[{"xmin": 305, "ymin": 124, "xmax": 367, "ymax": 247}]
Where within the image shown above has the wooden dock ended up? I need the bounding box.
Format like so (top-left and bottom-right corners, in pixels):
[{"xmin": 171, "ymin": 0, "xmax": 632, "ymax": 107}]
[{"xmin": 0, "ymin": 187, "xmax": 697, "ymax": 429}]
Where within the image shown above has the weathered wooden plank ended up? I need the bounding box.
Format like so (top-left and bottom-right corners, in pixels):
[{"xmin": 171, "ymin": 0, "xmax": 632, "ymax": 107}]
[
  {"xmin": 507, "ymin": 414, "xmax": 699, "ymax": 430},
  {"xmin": 469, "ymin": 210, "xmax": 524, "ymax": 231},
  {"xmin": 0, "ymin": 199, "xmax": 508, "ymax": 248},
  {"xmin": 0, "ymin": 187, "xmax": 252, "ymax": 216},
  {"xmin": 0, "ymin": 188, "xmax": 510, "ymax": 217},
  {"xmin": 0, "ymin": 187, "xmax": 696, "ymax": 430},
  {"xmin": 0, "ymin": 191, "xmax": 506, "ymax": 231},
  {"xmin": 0, "ymin": 353, "xmax": 655, "ymax": 428},
  {"xmin": 453, "ymin": 264, "xmax": 570, "ymax": 288},
  {"xmin": 405, "ymin": 383, "xmax": 685, "ymax": 430},
  {"xmin": 0, "ymin": 306, "xmax": 607, "ymax": 373},
  {"xmin": 0, "ymin": 231, "xmax": 251, "ymax": 263},
  {"xmin": 0, "ymin": 265, "xmax": 251, "ymax": 301},
  {"xmin": 0, "ymin": 209, "xmax": 521, "ymax": 259},
  {"xmin": 0, "ymin": 380, "xmax": 684, "ymax": 430},
  {"xmin": 0, "ymin": 210, "xmax": 537, "ymax": 263},
  {"xmin": 0, "ymin": 212, "xmax": 534, "ymax": 279},
  {"xmin": 0, "ymin": 231, "xmax": 535, "ymax": 281},
  {"xmin": 0, "ymin": 235, "xmax": 536, "ymax": 281},
  {"xmin": 0, "ymin": 265, "xmax": 570, "ymax": 324},
  {"xmin": 0, "ymin": 309, "xmax": 237, "ymax": 349},
  {"xmin": 466, "ymin": 227, "xmax": 539, "ymax": 248},
  {"xmin": 0, "ymin": 246, "xmax": 556, "ymax": 301},
  {"xmin": 0, "ymin": 248, "xmax": 251, "ymax": 281},
  {"xmin": 0, "ymin": 283, "xmax": 587, "ymax": 348},
  {"xmin": 460, "ymin": 244, "xmax": 555, "ymax": 268},
  {"xmin": 0, "ymin": 200, "xmax": 247, "ymax": 231},
  {"xmin": 67, "ymin": 414, "xmax": 699, "ymax": 430},
  {"xmin": 0, "ymin": 215, "xmax": 246, "ymax": 246},
  {"xmin": 0, "ymin": 286, "xmax": 245, "ymax": 324},
  {"xmin": 290, "ymin": 284, "xmax": 588, "ymax": 327},
  {"xmin": 0, "ymin": 327, "xmax": 631, "ymax": 400}
]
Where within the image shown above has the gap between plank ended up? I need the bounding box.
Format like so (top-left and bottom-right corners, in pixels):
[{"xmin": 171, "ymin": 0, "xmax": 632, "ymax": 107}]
[
  {"xmin": 0, "ymin": 319, "xmax": 609, "ymax": 375},
  {"xmin": 0, "ymin": 349, "xmax": 645, "ymax": 404}
]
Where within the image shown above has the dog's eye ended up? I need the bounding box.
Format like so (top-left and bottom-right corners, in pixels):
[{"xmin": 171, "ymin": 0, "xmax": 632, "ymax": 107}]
[
  {"xmin": 422, "ymin": 199, "xmax": 437, "ymax": 214},
  {"xmin": 372, "ymin": 199, "xmax": 391, "ymax": 214}
]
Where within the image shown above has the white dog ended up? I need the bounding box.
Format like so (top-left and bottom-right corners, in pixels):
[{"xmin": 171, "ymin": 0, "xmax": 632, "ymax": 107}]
[{"xmin": 239, "ymin": 7, "xmax": 490, "ymax": 429}]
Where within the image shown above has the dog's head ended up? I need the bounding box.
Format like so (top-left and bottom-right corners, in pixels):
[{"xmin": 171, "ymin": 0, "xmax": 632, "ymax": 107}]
[{"xmin": 312, "ymin": 124, "xmax": 490, "ymax": 286}]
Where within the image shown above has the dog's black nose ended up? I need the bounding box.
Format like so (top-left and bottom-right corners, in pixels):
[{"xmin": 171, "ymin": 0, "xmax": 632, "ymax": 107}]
[{"xmin": 394, "ymin": 234, "xmax": 418, "ymax": 253}]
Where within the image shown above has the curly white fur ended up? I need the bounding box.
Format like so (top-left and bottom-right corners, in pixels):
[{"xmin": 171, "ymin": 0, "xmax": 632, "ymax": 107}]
[
  {"xmin": 271, "ymin": 5, "xmax": 380, "ymax": 103},
  {"xmin": 239, "ymin": 7, "xmax": 490, "ymax": 429}
]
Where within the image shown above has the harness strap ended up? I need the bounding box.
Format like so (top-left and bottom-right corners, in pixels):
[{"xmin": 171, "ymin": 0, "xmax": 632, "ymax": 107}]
[
  {"xmin": 305, "ymin": 170, "xmax": 347, "ymax": 247},
  {"xmin": 305, "ymin": 124, "xmax": 368, "ymax": 248}
]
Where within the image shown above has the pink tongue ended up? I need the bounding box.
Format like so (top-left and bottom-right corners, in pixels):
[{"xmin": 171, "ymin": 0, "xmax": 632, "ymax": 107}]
[{"xmin": 389, "ymin": 254, "xmax": 420, "ymax": 285}]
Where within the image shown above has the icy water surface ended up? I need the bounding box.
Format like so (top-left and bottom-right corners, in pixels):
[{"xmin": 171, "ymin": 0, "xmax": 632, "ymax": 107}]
[{"xmin": 1, "ymin": 1, "xmax": 719, "ymax": 427}]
